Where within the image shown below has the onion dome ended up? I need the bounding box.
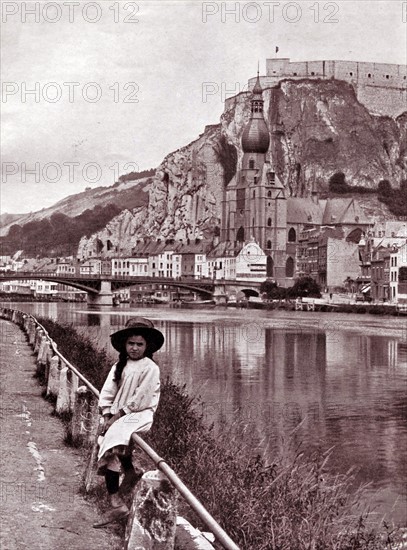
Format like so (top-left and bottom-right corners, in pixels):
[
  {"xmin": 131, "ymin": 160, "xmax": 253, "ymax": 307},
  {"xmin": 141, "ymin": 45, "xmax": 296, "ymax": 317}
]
[
  {"xmin": 241, "ymin": 118, "xmax": 270, "ymax": 153},
  {"xmin": 241, "ymin": 70, "xmax": 270, "ymax": 153}
]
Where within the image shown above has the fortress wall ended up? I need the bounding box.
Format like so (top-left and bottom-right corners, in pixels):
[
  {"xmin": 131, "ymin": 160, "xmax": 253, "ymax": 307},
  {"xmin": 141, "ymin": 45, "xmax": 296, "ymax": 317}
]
[
  {"xmin": 356, "ymin": 84, "xmax": 407, "ymax": 117},
  {"xmin": 265, "ymin": 58, "xmax": 407, "ymax": 89},
  {"xmin": 250, "ymin": 58, "xmax": 407, "ymax": 117}
]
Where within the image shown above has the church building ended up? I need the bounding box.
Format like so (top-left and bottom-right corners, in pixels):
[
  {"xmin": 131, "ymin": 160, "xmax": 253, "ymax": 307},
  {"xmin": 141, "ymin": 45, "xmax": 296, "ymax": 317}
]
[
  {"xmin": 221, "ymin": 72, "xmax": 288, "ymax": 285},
  {"xmin": 219, "ymin": 71, "xmax": 372, "ymax": 288}
]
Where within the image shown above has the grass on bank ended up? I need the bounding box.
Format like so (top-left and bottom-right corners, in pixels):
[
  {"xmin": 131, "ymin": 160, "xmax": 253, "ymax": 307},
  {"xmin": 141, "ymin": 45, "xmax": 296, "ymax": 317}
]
[{"xmin": 37, "ymin": 317, "xmax": 403, "ymax": 550}]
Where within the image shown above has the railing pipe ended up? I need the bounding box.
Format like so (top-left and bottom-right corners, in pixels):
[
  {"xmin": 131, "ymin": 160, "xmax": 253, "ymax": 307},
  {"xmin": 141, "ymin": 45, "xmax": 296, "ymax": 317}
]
[{"xmin": 132, "ymin": 433, "xmax": 240, "ymax": 550}]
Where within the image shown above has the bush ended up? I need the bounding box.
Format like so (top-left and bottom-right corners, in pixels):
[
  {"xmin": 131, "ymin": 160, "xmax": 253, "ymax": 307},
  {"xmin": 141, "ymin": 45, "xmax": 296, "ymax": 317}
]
[
  {"xmin": 287, "ymin": 276, "xmax": 322, "ymax": 298},
  {"xmin": 329, "ymin": 171, "xmax": 348, "ymax": 193}
]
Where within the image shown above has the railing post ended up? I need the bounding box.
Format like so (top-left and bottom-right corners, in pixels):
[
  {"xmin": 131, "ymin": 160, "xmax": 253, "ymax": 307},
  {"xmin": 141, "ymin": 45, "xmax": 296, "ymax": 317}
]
[
  {"xmin": 47, "ymin": 355, "xmax": 61, "ymax": 398},
  {"xmin": 70, "ymin": 386, "xmax": 94, "ymax": 447},
  {"xmin": 55, "ymin": 366, "xmax": 70, "ymax": 415},
  {"xmin": 34, "ymin": 327, "xmax": 44, "ymax": 353},
  {"xmin": 124, "ymin": 470, "xmax": 178, "ymax": 550},
  {"xmin": 68, "ymin": 370, "xmax": 79, "ymax": 412}
]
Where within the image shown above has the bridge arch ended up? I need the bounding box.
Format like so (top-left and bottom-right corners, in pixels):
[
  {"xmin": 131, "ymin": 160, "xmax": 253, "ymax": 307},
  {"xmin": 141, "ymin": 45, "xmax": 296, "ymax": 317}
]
[{"xmin": 240, "ymin": 288, "xmax": 259, "ymax": 298}]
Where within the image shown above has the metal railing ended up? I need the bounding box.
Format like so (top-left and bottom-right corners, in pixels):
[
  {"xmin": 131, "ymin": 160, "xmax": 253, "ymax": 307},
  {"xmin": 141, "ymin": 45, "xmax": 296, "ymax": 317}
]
[{"xmin": 0, "ymin": 307, "xmax": 240, "ymax": 550}]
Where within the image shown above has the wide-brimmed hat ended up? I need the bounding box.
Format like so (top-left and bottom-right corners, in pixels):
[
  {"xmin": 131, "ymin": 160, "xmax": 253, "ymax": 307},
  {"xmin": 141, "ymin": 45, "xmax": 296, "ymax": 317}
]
[{"xmin": 110, "ymin": 317, "xmax": 164, "ymax": 353}]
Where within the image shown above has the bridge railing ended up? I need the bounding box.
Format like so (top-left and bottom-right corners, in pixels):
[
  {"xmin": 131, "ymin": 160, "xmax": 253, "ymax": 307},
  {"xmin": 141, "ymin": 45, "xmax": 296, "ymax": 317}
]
[
  {"xmin": 0, "ymin": 271, "xmax": 215, "ymax": 283},
  {"xmin": 0, "ymin": 307, "xmax": 240, "ymax": 550}
]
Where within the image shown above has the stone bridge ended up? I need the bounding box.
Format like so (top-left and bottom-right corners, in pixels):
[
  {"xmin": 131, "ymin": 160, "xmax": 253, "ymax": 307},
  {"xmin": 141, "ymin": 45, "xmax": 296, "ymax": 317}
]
[{"xmin": 0, "ymin": 272, "xmax": 262, "ymax": 306}]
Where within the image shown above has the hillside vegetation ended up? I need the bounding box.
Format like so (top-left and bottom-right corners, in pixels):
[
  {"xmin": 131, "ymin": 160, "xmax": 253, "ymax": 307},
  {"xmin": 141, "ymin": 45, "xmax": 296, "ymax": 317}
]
[
  {"xmin": 328, "ymin": 172, "xmax": 407, "ymax": 216},
  {"xmin": 1, "ymin": 204, "xmax": 122, "ymax": 257}
]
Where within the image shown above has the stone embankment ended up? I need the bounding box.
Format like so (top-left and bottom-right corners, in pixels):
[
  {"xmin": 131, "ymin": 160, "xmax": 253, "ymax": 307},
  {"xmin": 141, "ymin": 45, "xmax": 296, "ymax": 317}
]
[{"xmin": 0, "ymin": 308, "xmax": 227, "ymax": 550}]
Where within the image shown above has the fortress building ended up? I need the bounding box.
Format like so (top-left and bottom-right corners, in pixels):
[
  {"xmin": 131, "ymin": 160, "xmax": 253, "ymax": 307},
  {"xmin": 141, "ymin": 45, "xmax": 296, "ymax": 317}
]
[{"xmin": 248, "ymin": 58, "xmax": 407, "ymax": 117}]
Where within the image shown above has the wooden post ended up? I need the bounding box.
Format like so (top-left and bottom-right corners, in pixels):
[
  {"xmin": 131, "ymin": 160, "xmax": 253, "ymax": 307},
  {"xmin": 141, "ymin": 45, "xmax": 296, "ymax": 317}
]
[{"xmin": 124, "ymin": 470, "xmax": 177, "ymax": 550}]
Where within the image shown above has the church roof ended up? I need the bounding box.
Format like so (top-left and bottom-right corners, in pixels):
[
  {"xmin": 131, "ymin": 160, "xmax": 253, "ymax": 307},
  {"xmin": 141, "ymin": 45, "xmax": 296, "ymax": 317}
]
[
  {"xmin": 207, "ymin": 241, "xmax": 243, "ymax": 259},
  {"xmin": 241, "ymin": 118, "xmax": 270, "ymax": 153},
  {"xmin": 286, "ymin": 198, "xmax": 325, "ymax": 225},
  {"xmin": 241, "ymin": 69, "xmax": 270, "ymax": 154},
  {"xmin": 322, "ymin": 198, "xmax": 370, "ymax": 225},
  {"xmin": 252, "ymin": 72, "xmax": 263, "ymax": 96},
  {"xmin": 287, "ymin": 197, "xmax": 371, "ymax": 226}
]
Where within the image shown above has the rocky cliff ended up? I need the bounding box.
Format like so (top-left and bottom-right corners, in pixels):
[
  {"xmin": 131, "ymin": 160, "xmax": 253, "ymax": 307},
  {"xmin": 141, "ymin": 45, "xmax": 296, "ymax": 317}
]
[
  {"xmin": 223, "ymin": 78, "xmax": 406, "ymax": 195},
  {"xmin": 79, "ymin": 78, "xmax": 406, "ymax": 258},
  {"xmin": 78, "ymin": 124, "xmax": 224, "ymax": 257}
]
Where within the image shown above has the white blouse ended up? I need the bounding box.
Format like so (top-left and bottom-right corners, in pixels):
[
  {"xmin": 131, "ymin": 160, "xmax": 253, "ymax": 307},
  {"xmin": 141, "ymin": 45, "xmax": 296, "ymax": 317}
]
[
  {"xmin": 97, "ymin": 357, "xmax": 161, "ymax": 459},
  {"xmin": 99, "ymin": 357, "xmax": 160, "ymax": 416}
]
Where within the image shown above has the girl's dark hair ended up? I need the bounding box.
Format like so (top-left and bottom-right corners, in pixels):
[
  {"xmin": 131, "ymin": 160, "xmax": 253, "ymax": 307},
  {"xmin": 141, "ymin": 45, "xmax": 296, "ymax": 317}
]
[{"xmin": 113, "ymin": 331, "xmax": 154, "ymax": 383}]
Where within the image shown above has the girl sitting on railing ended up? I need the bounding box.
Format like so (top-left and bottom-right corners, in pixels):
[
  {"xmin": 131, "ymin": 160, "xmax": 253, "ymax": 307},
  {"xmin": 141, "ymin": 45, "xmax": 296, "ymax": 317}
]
[{"xmin": 93, "ymin": 317, "xmax": 164, "ymax": 528}]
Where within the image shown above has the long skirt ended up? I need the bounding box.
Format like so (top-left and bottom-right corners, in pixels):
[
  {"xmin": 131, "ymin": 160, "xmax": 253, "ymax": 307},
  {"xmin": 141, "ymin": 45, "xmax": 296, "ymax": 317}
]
[{"xmin": 97, "ymin": 410, "xmax": 153, "ymax": 475}]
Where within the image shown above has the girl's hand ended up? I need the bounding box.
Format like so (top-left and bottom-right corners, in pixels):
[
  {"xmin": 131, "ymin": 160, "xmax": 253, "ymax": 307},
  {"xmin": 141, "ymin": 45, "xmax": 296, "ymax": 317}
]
[
  {"xmin": 105, "ymin": 412, "xmax": 121, "ymax": 431},
  {"xmin": 100, "ymin": 414, "xmax": 113, "ymax": 435}
]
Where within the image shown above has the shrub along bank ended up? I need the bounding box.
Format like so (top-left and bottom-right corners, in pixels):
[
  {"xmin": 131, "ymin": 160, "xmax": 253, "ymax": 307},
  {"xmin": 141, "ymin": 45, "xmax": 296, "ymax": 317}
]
[{"xmin": 37, "ymin": 318, "xmax": 402, "ymax": 550}]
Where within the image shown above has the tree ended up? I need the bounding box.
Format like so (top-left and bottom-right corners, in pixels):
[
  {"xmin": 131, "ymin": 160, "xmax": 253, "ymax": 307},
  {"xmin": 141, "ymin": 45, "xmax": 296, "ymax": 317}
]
[
  {"xmin": 329, "ymin": 172, "xmax": 348, "ymax": 194},
  {"xmin": 260, "ymin": 280, "xmax": 282, "ymax": 300},
  {"xmin": 287, "ymin": 276, "xmax": 321, "ymax": 298},
  {"xmin": 378, "ymin": 179, "xmax": 392, "ymax": 196}
]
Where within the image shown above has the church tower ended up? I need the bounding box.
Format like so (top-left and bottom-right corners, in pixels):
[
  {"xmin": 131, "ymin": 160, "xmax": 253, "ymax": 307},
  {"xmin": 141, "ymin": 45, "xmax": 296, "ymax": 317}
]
[{"xmin": 221, "ymin": 70, "xmax": 287, "ymax": 283}]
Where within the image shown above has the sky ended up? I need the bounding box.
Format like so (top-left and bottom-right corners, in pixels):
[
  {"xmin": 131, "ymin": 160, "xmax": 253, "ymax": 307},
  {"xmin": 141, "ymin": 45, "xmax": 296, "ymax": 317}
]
[{"xmin": 1, "ymin": 0, "xmax": 406, "ymax": 213}]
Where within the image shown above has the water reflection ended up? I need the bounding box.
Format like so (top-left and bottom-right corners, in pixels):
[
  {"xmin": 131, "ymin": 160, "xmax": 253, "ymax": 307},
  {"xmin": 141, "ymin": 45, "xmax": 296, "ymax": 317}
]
[{"xmin": 4, "ymin": 302, "xmax": 406, "ymax": 523}]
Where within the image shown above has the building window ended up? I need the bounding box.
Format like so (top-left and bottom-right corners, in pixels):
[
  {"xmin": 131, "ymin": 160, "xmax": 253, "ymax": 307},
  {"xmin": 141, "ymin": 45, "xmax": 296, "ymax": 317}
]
[
  {"xmin": 350, "ymin": 72, "xmax": 353, "ymax": 76},
  {"xmin": 249, "ymin": 159, "xmax": 254, "ymax": 169},
  {"xmin": 267, "ymin": 240, "xmax": 272, "ymax": 249},
  {"xmin": 268, "ymin": 172, "xmax": 275, "ymax": 184},
  {"xmin": 236, "ymin": 226, "xmax": 245, "ymax": 242},
  {"xmin": 386, "ymin": 75, "xmax": 389, "ymax": 79},
  {"xmin": 253, "ymin": 190, "xmax": 255, "ymax": 198},
  {"xmin": 288, "ymin": 228, "xmax": 296, "ymax": 242},
  {"xmin": 267, "ymin": 217, "xmax": 272, "ymax": 227},
  {"xmin": 368, "ymin": 73, "xmax": 371, "ymax": 78},
  {"xmin": 267, "ymin": 256, "xmax": 274, "ymax": 277},
  {"xmin": 253, "ymin": 176, "xmax": 257, "ymax": 185},
  {"xmin": 311, "ymin": 71, "xmax": 315, "ymax": 76},
  {"xmin": 267, "ymin": 191, "xmax": 272, "ymax": 198}
]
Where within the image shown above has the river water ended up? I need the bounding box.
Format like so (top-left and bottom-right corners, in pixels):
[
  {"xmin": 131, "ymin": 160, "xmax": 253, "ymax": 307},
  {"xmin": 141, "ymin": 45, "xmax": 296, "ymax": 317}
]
[{"xmin": 4, "ymin": 301, "xmax": 407, "ymax": 524}]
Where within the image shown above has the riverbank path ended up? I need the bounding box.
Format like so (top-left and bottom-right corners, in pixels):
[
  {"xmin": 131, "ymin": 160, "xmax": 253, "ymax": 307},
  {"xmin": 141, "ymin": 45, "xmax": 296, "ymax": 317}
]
[{"xmin": 0, "ymin": 319, "xmax": 122, "ymax": 550}]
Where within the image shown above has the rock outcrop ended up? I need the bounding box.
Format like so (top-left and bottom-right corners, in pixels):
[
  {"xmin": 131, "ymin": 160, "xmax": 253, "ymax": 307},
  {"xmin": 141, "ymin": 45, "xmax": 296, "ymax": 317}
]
[{"xmin": 78, "ymin": 125, "xmax": 224, "ymax": 257}]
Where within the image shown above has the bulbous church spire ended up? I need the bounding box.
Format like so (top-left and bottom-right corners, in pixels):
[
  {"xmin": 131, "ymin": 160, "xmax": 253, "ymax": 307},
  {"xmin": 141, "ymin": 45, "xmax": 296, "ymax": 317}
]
[{"xmin": 241, "ymin": 70, "xmax": 270, "ymax": 154}]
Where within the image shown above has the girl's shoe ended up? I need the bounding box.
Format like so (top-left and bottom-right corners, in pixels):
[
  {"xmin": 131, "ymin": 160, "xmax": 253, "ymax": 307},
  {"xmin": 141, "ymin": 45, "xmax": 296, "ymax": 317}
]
[{"xmin": 93, "ymin": 504, "xmax": 129, "ymax": 528}]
